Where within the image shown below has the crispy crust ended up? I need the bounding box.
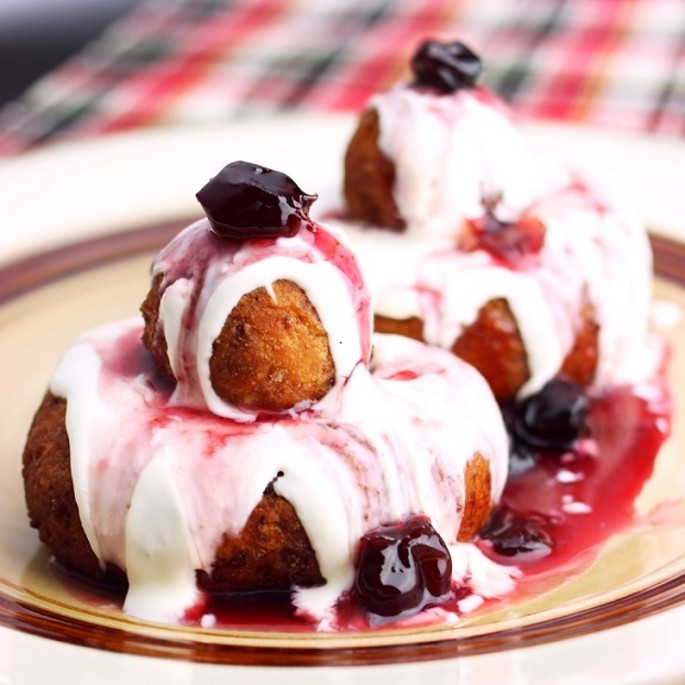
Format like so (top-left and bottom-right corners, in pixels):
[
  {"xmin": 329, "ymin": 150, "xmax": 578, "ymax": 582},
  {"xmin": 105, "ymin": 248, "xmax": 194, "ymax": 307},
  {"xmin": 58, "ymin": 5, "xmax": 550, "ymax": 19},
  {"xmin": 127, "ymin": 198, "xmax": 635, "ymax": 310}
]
[
  {"xmin": 451, "ymin": 298, "xmax": 530, "ymax": 405},
  {"xmin": 209, "ymin": 279, "xmax": 335, "ymax": 411},
  {"xmin": 22, "ymin": 393, "xmax": 107, "ymax": 579},
  {"xmin": 23, "ymin": 392, "xmax": 494, "ymax": 593},
  {"xmin": 559, "ymin": 296, "xmax": 599, "ymax": 387},
  {"xmin": 374, "ymin": 314, "xmax": 424, "ymax": 342},
  {"xmin": 376, "ymin": 297, "xmax": 599, "ymax": 405},
  {"xmin": 23, "ymin": 393, "xmax": 323, "ymax": 592},
  {"xmin": 344, "ymin": 108, "xmax": 404, "ymax": 230},
  {"xmin": 200, "ymin": 486, "xmax": 323, "ymax": 591},
  {"xmin": 458, "ymin": 453, "xmax": 493, "ymax": 542},
  {"xmin": 141, "ymin": 277, "xmax": 336, "ymax": 412},
  {"xmin": 140, "ymin": 272, "xmax": 174, "ymax": 383}
]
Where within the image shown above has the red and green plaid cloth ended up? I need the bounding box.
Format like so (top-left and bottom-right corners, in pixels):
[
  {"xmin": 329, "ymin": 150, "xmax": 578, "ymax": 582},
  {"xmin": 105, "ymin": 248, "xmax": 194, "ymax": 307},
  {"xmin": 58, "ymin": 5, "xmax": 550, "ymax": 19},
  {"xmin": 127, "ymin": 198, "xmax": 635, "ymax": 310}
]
[{"xmin": 0, "ymin": 0, "xmax": 683, "ymax": 155}]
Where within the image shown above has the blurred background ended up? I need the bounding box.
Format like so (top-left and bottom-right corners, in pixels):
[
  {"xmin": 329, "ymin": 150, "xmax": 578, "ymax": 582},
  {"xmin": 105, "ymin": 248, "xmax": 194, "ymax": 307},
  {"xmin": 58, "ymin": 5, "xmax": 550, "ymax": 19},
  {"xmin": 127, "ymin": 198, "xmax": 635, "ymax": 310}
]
[
  {"xmin": 0, "ymin": 0, "xmax": 683, "ymax": 155},
  {"xmin": 0, "ymin": 0, "xmax": 142, "ymax": 106}
]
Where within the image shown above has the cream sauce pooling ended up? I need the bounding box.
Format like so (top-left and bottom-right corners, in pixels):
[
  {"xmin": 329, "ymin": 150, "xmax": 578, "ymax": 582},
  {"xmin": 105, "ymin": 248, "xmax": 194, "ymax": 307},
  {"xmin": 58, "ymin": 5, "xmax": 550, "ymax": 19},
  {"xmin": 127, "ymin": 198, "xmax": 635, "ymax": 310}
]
[{"xmin": 50, "ymin": 325, "xmax": 510, "ymax": 624}]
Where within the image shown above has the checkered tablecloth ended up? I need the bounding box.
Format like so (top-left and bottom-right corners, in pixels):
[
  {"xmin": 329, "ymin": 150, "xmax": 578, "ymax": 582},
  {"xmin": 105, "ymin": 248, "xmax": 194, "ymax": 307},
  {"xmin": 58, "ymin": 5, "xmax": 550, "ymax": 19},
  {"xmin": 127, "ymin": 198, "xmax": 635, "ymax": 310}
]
[{"xmin": 0, "ymin": 0, "xmax": 683, "ymax": 155}]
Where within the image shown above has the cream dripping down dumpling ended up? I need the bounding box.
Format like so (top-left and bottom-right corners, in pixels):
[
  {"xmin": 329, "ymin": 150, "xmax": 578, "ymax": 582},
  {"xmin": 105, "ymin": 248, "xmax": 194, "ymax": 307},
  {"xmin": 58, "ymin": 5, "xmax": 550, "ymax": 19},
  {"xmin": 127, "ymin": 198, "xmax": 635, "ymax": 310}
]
[
  {"xmin": 24, "ymin": 161, "xmax": 513, "ymax": 629},
  {"xmin": 342, "ymin": 40, "xmax": 654, "ymax": 404}
]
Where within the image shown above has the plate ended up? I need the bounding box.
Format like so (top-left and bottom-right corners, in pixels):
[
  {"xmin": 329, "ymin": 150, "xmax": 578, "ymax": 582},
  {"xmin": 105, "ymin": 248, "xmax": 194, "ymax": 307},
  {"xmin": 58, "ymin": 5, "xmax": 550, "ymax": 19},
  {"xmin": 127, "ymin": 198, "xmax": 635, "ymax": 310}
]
[{"xmin": 0, "ymin": 116, "xmax": 684, "ymax": 683}]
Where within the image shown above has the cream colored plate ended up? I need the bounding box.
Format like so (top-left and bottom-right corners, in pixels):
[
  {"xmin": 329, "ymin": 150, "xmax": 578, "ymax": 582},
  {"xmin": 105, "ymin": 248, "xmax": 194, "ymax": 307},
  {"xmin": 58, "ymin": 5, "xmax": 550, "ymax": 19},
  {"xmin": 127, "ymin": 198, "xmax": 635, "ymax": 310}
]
[{"xmin": 0, "ymin": 116, "xmax": 683, "ymax": 683}]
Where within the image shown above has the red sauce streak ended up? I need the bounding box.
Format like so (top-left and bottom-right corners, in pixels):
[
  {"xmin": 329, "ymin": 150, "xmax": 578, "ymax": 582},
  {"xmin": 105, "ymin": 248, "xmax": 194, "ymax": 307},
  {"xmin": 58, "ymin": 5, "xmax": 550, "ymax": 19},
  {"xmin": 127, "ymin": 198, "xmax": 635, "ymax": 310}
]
[{"xmin": 483, "ymin": 381, "xmax": 671, "ymax": 582}]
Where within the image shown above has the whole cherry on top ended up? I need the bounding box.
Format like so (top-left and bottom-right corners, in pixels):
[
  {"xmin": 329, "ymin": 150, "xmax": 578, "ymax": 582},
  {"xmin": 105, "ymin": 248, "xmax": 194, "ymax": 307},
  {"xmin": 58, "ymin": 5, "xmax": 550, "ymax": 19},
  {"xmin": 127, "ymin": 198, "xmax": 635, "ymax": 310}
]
[
  {"xmin": 196, "ymin": 160, "xmax": 317, "ymax": 240},
  {"xmin": 410, "ymin": 39, "xmax": 482, "ymax": 93}
]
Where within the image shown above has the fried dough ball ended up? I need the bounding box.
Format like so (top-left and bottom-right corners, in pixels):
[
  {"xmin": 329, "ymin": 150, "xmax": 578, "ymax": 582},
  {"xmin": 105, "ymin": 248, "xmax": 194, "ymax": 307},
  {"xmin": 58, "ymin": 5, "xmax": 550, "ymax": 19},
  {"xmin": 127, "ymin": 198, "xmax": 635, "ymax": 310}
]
[
  {"xmin": 375, "ymin": 296, "xmax": 599, "ymax": 405},
  {"xmin": 23, "ymin": 393, "xmax": 323, "ymax": 591},
  {"xmin": 23, "ymin": 392, "xmax": 491, "ymax": 593},
  {"xmin": 451, "ymin": 298, "xmax": 529, "ymax": 405},
  {"xmin": 344, "ymin": 111, "xmax": 599, "ymax": 402},
  {"xmin": 458, "ymin": 453, "xmax": 493, "ymax": 542},
  {"xmin": 141, "ymin": 276, "xmax": 336, "ymax": 412},
  {"xmin": 209, "ymin": 279, "xmax": 335, "ymax": 411},
  {"xmin": 344, "ymin": 108, "xmax": 403, "ymax": 230}
]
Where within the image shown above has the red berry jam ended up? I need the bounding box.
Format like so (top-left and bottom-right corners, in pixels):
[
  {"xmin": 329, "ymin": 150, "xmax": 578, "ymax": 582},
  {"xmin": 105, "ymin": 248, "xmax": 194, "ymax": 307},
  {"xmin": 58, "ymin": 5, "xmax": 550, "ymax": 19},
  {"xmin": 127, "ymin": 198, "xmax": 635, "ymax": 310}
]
[
  {"xmin": 480, "ymin": 380, "xmax": 671, "ymax": 583},
  {"xmin": 196, "ymin": 161, "xmax": 317, "ymax": 240},
  {"xmin": 463, "ymin": 209, "xmax": 546, "ymax": 265}
]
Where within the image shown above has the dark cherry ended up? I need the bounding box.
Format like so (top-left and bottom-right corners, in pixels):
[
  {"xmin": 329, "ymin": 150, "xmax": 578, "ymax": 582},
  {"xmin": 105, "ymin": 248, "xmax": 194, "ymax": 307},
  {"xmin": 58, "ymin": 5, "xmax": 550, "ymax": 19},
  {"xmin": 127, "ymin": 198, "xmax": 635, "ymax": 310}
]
[
  {"xmin": 196, "ymin": 160, "xmax": 317, "ymax": 240},
  {"xmin": 508, "ymin": 440, "xmax": 539, "ymax": 476},
  {"xmin": 501, "ymin": 404, "xmax": 539, "ymax": 476},
  {"xmin": 479, "ymin": 506, "xmax": 554, "ymax": 559},
  {"xmin": 354, "ymin": 515, "xmax": 452, "ymax": 618},
  {"xmin": 464, "ymin": 209, "xmax": 546, "ymax": 264},
  {"xmin": 410, "ymin": 39, "xmax": 482, "ymax": 93},
  {"xmin": 514, "ymin": 379, "xmax": 589, "ymax": 451}
]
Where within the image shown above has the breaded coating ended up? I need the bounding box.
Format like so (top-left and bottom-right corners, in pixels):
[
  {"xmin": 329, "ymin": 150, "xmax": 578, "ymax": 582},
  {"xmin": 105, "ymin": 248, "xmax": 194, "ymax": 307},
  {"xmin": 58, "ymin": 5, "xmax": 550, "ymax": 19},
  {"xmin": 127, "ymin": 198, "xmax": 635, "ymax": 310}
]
[
  {"xmin": 140, "ymin": 272, "xmax": 174, "ymax": 383},
  {"xmin": 451, "ymin": 298, "xmax": 530, "ymax": 405},
  {"xmin": 141, "ymin": 276, "xmax": 336, "ymax": 412},
  {"xmin": 344, "ymin": 108, "xmax": 404, "ymax": 230},
  {"xmin": 457, "ymin": 452, "xmax": 493, "ymax": 542},
  {"xmin": 560, "ymin": 297, "xmax": 599, "ymax": 387},
  {"xmin": 209, "ymin": 279, "xmax": 335, "ymax": 411},
  {"xmin": 22, "ymin": 393, "xmax": 125, "ymax": 584},
  {"xmin": 374, "ymin": 314, "xmax": 424, "ymax": 342},
  {"xmin": 23, "ymin": 393, "xmax": 323, "ymax": 592},
  {"xmin": 200, "ymin": 485, "xmax": 323, "ymax": 591}
]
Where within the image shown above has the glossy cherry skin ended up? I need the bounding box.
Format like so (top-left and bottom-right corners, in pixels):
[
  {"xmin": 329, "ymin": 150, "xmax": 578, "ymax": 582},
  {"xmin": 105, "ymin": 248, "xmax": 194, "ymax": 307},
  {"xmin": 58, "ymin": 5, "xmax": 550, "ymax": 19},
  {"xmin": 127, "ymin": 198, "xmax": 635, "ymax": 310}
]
[
  {"xmin": 196, "ymin": 160, "xmax": 317, "ymax": 239},
  {"xmin": 514, "ymin": 379, "xmax": 589, "ymax": 451},
  {"xmin": 354, "ymin": 515, "xmax": 452, "ymax": 618},
  {"xmin": 479, "ymin": 506, "xmax": 554, "ymax": 559},
  {"xmin": 410, "ymin": 39, "xmax": 482, "ymax": 93}
]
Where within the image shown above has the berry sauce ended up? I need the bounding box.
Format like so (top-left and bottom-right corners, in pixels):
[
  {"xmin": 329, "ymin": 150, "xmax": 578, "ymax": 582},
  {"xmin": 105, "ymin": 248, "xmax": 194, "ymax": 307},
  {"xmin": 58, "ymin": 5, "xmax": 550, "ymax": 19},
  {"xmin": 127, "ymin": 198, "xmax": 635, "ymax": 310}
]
[
  {"xmin": 480, "ymin": 377, "xmax": 672, "ymax": 581},
  {"xmin": 55, "ymin": 356, "xmax": 672, "ymax": 633}
]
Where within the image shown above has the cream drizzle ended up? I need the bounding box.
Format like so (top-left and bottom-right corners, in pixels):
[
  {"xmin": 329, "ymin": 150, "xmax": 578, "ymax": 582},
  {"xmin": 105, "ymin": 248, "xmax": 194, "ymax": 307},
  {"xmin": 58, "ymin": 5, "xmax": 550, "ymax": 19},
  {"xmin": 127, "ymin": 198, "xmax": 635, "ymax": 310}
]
[
  {"xmin": 335, "ymin": 178, "xmax": 653, "ymax": 396},
  {"xmin": 153, "ymin": 220, "xmax": 372, "ymax": 421},
  {"xmin": 372, "ymin": 86, "xmax": 562, "ymax": 239},
  {"xmin": 50, "ymin": 326, "xmax": 509, "ymax": 624}
]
